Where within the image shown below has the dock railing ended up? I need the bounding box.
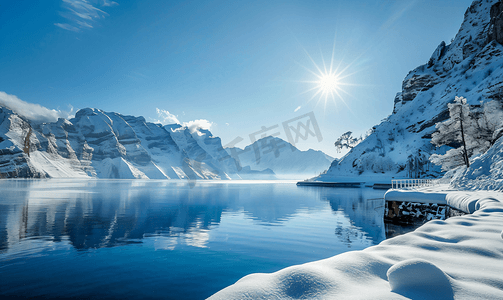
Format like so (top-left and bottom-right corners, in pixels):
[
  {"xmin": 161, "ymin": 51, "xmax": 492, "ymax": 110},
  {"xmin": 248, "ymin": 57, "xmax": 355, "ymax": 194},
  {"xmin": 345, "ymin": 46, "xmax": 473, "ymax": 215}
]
[{"xmin": 391, "ymin": 179, "xmax": 437, "ymax": 190}]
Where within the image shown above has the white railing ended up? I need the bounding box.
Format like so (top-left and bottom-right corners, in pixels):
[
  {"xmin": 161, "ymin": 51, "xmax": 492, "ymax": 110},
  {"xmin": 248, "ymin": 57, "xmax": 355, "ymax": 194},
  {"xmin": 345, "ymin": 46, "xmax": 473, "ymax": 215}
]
[{"xmin": 391, "ymin": 179, "xmax": 437, "ymax": 190}]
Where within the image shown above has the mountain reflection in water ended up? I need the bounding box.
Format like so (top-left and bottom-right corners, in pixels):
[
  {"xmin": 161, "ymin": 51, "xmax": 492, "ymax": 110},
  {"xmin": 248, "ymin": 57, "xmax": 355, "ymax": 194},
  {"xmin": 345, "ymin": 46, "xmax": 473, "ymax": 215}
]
[
  {"xmin": 0, "ymin": 179, "xmax": 391, "ymax": 299},
  {"xmin": 0, "ymin": 180, "xmax": 386, "ymax": 252}
]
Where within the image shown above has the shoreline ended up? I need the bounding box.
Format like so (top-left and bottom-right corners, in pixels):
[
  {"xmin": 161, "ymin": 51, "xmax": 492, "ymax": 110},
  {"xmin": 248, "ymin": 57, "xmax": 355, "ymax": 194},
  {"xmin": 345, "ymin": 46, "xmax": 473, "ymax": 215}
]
[{"xmin": 209, "ymin": 187, "xmax": 503, "ymax": 299}]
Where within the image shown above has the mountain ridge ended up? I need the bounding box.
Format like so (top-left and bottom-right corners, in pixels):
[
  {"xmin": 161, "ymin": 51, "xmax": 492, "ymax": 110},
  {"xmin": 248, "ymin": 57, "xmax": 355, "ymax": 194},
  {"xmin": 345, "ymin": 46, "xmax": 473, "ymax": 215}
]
[
  {"xmin": 0, "ymin": 105, "xmax": 332, "ymax": 179},
  {"xmin": 226, "ymin": 135, "xmax": 334, "ymax": 179}
]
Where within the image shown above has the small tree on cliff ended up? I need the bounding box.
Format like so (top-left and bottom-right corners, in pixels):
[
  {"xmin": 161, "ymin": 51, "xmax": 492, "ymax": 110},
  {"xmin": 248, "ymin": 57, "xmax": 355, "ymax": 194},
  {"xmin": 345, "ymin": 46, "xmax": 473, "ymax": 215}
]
[
  {"xmin": 334, "ymin": 131, "xmax": 359, "ymax": 153},
  {"xmin": 334, "ymin": 129, "xmax": 373, "ymax": 153},
  {"xmin": 430, "ymin": 96, "xmax": 471, "ymax": 170}
]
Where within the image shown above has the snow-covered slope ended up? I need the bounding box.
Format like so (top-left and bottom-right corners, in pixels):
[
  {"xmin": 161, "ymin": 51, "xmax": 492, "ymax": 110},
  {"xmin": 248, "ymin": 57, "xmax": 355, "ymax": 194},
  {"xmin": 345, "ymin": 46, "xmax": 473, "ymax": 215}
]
[
  {"xmin": 448, "ymin": 134, "xmax": 503, "ymax": 190},
  {"xmin": 226, "ymin": 136, "xmax": 334, "ymax": 179},
  {"xmin": 165, "ymin": 124, "xmax": 241, "ymax": 180},
  {"xmin": 0, "ymin": 106, "xmax": 242, "ymax": 179},
  {"xmin": 316, "ymin": 0, "xmax": 503, "ymax": 181}
]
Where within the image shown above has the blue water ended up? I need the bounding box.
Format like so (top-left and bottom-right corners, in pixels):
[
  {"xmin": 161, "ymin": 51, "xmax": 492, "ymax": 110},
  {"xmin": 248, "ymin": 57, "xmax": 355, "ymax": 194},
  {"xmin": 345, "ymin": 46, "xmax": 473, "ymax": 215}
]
[{"xmin": 0, "ymin": 179, "xmax": 386, "ymax": 299}]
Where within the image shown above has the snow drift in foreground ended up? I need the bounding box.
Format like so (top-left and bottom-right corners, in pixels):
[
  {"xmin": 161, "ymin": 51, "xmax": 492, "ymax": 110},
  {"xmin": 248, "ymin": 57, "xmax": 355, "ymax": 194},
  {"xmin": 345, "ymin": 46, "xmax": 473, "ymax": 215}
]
[{"xmin": 209, "ymin": 191, "xmax": 503, "ymax": 299}]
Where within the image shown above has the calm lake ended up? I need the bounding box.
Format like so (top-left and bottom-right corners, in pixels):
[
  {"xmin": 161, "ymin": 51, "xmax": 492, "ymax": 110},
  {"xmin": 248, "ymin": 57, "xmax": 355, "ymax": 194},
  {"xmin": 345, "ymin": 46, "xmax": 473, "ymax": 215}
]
[{"xmin": 0, "ymin": 179, "xmax": 387, "ymax": 299}]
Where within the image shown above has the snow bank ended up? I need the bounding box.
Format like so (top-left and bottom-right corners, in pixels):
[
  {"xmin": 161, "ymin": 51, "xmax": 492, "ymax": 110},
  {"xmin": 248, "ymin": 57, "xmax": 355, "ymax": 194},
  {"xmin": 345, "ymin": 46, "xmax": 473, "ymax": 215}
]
[
  {"xmin": 446, "ymin": 191, "xmax": 503, "ymax": 213},
  {"xmin": 209, "ymin": 191, "xmax": 503, "ymax": 299}
]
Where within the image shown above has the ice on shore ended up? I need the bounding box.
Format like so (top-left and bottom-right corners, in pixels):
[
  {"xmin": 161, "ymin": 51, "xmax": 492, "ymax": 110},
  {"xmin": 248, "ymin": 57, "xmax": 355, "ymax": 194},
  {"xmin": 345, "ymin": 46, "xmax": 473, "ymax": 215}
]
[{"xmin": 209, "ymin": 191, "xmax": 503, "ymax": 299}]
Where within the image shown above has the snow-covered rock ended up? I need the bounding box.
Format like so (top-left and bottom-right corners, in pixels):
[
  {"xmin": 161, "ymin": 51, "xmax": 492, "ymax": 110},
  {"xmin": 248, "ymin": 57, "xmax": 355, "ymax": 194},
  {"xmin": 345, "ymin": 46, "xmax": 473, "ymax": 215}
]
[
  {"xmin": 0, "ymin": 107, "xmax": 47, "ymax": 178},
  {"xmin": 316, "ymin": 0, "xmax": 503, "ymax": 182}
]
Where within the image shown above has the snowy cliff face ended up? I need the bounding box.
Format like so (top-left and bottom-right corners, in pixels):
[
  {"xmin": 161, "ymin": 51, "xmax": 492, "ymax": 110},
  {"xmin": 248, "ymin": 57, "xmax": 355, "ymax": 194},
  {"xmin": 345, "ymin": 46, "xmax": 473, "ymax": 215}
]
[
  {"xmin": 317, "ymin": 0, "xmax": 503, "ymax": 180},
  {"xmin": 0, "ymin": 107, "xmax": 46, "ymax": 178},
  {"xmin": 0, "ymin": 107, "xmax": 241, "ymax": 179},
  {"xmin": 227, "ymin": 136, "xmax": 334, "ymax": 179}
]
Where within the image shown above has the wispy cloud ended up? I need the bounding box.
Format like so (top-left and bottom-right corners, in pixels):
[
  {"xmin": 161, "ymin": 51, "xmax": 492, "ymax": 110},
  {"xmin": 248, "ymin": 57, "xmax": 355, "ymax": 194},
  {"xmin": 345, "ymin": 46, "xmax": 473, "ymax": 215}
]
[
  {"xmin": 102, "ymin": 0, "xmax": 118, "ymax": 7},
  {"xmin": 55, "ymin": 23, "xmax": 80, "ymax": 32},
  {"xmin": 0, "ymin": 91, "xmax": 74, "ymax": 123},
  {"xmin": 380, "ymin": 0, "xmax": 418, "ymax": 31},
  {"xmin": 55, "ymin": 0, "xmax": 118, "ymax": 32}
]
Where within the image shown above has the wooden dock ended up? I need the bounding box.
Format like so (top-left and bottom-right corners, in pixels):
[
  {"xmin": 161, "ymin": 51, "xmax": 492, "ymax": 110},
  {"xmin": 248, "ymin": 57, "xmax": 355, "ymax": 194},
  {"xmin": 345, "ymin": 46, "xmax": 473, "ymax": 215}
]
[{"xmin": 296, "ymin": 181, "xmax": 363, "ymax": 188}]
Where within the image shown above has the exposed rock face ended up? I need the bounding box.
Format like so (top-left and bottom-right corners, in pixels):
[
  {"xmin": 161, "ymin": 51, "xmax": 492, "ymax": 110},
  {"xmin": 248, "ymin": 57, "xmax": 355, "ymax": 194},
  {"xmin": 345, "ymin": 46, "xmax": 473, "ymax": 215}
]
[
  {"xmin": 0, "ymin": 106, "xmax": 241, "ymax": 179},
  {"xmin": 428, "ymin": 41, "xmax": 447, "ymax": 67},
  {"xmin": 317, "ymin": 0, "xmax": 503, "ymax": 180},
  {"xmin": 488, "ymin": 0, "xmax": 503, "ymax": 44},
  {"xmin": 0, "ymin": 108, "xmax": 46, "ymax": 178},
  {"xmin": 400, "ymin": 74, "xmax": 438, "ymax": 104}
]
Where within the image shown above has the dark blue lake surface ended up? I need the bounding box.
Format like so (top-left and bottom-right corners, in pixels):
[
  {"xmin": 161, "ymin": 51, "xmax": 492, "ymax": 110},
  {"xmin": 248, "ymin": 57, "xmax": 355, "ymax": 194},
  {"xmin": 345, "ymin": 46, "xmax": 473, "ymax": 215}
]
[{"xmin": 0, "ymin": 179, "xmax": 386, "ymax": 299}]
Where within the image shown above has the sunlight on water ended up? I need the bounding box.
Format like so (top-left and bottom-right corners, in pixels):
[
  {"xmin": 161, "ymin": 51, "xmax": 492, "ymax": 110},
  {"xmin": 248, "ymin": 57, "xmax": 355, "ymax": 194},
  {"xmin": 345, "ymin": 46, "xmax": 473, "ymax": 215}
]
[{"xmin": 0, "ymin": 179, "xmax": 386, "ymax": 299}]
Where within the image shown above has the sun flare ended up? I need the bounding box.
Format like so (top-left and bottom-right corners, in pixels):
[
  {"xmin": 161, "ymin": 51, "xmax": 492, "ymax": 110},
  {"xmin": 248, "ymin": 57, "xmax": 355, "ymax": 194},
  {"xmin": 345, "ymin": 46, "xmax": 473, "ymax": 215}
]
[
  {"xmin": 297, "ymin": 39, "xmax": 358, "ymax": 111},
  {"xmin": 318, "ymin": 73, "xmax": 340, "ymax": 95}
]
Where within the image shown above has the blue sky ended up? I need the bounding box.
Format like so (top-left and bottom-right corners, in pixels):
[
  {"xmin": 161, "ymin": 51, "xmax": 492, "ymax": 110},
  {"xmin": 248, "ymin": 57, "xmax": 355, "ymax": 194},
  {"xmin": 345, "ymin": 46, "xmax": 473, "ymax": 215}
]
[{"xmin": 0, "ymin": 0, "xmax": 473, "ymax": 157}]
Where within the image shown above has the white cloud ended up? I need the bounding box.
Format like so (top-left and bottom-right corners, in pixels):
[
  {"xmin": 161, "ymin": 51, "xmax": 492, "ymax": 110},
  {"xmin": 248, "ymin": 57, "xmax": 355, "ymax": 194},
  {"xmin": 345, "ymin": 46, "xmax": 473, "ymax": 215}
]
[
  {"xmin": 55, "ymin": 0, "xmax": 117, "ymax": 32},
  {"xmin": 0, "ymin": 91, "xmax": 74, "ymax": 123},
  {"xmin": 152, "ymin": 108, "xmax": 213, "ymax": 133},
  {"xmin": 153, "ymin": 108, "xmax": 180, "ymax": 125},
  {"xmin": 183, "ymin": 119, "xmax": 213, "ymax": 133},
  {"xmin": 102, "ymin": 0, "xmax": 119, "ymax": 7},
  {"xmin": 294, "ymin": 106, "xmax": 301, "ymax": 112},
  {"xmin": 55, "ymin": 22, "xmax": 80, "ymax": 32}
]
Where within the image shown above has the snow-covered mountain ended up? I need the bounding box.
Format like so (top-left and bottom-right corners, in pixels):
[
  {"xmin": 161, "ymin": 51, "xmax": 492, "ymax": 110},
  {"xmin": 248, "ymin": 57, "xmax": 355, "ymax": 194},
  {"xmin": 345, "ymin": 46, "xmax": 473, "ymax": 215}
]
[
  {"xmin": 0, "ymin": 106, "xmax": 245, "ymax": 179},
  {"xmin": 315, "ymin": 0, "xmax": 503, "ymax": 182},
  {"xmin": 226, "ymin": 136, "xmax": 334, "ymax": 179},
  {"xmin": 0, "ymin": 105, "xmax": 332, "ymax": 180}
]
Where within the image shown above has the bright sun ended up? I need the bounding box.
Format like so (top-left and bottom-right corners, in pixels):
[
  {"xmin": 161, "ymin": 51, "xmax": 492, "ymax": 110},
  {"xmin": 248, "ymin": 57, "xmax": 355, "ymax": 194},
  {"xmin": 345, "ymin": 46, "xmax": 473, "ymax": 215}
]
[
  {"xmin": 297, "ymin": 40, "xmax": 356, "ymax": 110},
  {"xmin": 318, "ymin": 73, "xmax": 339, "ymax": 95}
]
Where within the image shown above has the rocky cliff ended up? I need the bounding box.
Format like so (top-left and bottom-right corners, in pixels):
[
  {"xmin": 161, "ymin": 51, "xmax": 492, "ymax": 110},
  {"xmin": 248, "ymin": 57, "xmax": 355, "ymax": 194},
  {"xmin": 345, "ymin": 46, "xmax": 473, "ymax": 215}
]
[{"xmin": 316, "ymin": 0, "xmax": 503, "ymax": 181}]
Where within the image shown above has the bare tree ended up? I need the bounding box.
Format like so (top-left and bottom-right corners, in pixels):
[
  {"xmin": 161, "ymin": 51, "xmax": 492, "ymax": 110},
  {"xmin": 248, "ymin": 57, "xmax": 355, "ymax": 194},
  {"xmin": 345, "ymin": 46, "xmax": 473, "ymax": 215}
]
[{"xmin": 430, "ymin": 97, "xmax": 503, "ymax": 171}]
